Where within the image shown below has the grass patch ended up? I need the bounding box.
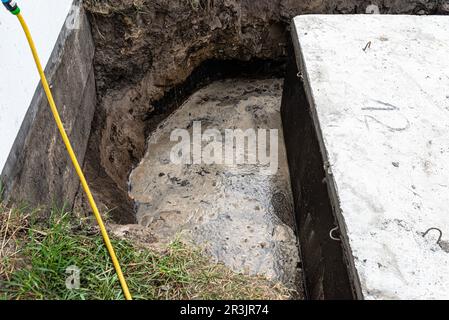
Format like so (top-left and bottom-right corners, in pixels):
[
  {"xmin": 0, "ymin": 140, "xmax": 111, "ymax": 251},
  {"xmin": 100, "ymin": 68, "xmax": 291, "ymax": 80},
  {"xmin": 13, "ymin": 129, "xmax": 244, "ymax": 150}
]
[{"xmin": 0, "ymin": 203, "xmax": 291, "ymax": 300}]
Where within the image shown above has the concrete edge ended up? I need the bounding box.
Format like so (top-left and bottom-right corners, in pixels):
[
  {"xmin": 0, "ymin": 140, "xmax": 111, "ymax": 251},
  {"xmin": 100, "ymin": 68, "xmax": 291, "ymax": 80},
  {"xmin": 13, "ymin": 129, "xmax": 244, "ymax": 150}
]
[
  {"xmin": 1, "ymin": 0, "xmax": 95, "ymax": 206},
  {"xmin": 290, "ymin": 17, "xmax": 364, "ymax": 300}
]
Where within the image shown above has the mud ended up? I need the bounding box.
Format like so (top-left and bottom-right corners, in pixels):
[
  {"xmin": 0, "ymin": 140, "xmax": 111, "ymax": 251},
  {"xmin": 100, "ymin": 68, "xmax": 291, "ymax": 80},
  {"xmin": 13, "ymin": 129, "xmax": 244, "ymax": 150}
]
[
  {"xmin": 74, "ymin": 0, "xmax": 449, "ymax": 298},
  {"xmin": 128, "ymin": 78, "xmax": 301, "ymax": 291}
]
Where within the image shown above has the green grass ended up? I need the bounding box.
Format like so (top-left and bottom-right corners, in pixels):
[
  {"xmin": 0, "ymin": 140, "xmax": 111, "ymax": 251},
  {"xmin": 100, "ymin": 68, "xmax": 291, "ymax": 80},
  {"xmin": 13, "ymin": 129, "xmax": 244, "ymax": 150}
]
[{"xmin": 0, "ymin": 204, "xmax": 290, "ymax": 300}]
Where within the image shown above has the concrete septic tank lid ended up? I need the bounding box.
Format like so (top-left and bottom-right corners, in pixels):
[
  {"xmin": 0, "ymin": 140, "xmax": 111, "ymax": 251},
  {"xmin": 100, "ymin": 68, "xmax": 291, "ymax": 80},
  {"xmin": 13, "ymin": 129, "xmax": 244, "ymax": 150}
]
[{"xmin": 292, "ymin": 15, "xmax": 449, "ymax": 299}]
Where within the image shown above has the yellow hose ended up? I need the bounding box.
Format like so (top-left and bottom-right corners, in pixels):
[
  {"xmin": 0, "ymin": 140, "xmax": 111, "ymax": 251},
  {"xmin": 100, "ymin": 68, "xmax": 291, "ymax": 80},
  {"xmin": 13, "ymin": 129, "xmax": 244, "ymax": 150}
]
[{"xmin": 16, "ymin": 13, "xmax": 132, "ymax": 300}]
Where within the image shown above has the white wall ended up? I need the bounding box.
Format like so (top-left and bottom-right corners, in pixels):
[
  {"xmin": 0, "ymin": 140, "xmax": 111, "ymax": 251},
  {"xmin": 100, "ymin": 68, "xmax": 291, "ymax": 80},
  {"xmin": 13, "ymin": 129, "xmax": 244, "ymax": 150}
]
[{"xmin": 0, "ymin": 0, "xmax": 73, "ymax": 172}]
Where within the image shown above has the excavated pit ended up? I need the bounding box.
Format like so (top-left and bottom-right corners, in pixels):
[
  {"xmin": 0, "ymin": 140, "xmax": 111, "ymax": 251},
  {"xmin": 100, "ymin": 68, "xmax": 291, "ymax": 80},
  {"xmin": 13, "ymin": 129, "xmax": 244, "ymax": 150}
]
[
  {"xmin": 74, "ymin": 0, "xmax": 449, "ymax": 300},
  {"xmin": 77, "ymin": 57, "xmax": 306, "ymax": 293},
  {"xmin": 130, "ymin": 77, "xmax": 301, "ymax": 291}
]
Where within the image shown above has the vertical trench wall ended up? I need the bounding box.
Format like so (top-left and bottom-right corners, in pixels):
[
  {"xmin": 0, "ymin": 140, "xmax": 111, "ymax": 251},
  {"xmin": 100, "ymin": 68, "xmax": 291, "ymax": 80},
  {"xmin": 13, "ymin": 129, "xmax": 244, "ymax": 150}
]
[
  {"xmin": 281, "ymin": 47, "xmax": 354, "ymax": 299},
  {"xmin": 1, "ymin": 2, "xmax": 97, "ymax": 208}
]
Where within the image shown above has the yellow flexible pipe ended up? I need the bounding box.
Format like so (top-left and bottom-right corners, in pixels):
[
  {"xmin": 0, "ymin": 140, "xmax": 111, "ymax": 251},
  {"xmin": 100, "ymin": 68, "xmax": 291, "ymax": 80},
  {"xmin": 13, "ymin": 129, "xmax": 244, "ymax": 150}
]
[{"xmin": 16, "ymin": 13, "xmax": 132, "ymax": 300}]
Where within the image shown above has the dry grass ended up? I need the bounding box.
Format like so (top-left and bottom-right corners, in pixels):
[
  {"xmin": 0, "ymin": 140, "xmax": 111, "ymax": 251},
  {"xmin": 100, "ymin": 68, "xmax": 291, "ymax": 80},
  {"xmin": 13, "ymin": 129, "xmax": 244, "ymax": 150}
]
[{"xmin": 0, "ymin": 203, "xmax": 31, "ymax": 284}]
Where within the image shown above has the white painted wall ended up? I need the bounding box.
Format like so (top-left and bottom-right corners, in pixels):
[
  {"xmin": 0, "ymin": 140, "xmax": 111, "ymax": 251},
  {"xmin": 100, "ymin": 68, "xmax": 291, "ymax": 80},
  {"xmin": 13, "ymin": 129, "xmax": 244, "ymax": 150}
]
[{"xmin": 0, "ymin": 0, "xmax": 73, "ymax": 172}]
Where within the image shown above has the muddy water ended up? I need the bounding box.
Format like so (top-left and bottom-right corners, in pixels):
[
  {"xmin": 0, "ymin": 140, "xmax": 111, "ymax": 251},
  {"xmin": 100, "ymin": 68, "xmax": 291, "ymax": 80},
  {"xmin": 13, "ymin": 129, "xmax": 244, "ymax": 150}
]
[{"xmin": 128, "ymin": 79, "xmax": 301, "ymax": 291}]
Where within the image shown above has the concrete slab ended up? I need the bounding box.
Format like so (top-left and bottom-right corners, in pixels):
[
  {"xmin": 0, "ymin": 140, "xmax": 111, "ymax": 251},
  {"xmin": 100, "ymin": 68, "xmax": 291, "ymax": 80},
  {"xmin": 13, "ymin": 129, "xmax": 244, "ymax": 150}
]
[
  {"xmin": 1, "ymin": 1, "xmax": 97, "ymax": 208},
  {"xmin": 291, "ymin": 15, "xmax": 449, "ymax": 299},
  {"xmin": 0, "ymin": 0, "xmax": 74, "ymax": 173}
]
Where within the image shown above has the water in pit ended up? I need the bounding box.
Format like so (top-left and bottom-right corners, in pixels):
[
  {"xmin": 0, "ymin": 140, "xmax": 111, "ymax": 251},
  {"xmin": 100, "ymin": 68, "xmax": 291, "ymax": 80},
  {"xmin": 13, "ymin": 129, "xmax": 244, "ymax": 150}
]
[{"xmin": 128, "ymin": 78, "xmax": 301, "ymax": 292}]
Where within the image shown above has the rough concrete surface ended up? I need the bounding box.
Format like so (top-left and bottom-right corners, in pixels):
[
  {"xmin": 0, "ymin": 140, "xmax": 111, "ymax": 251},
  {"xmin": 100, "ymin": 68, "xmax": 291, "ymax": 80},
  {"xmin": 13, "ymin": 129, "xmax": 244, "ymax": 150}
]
[
  {"xmin": 293, "ymin": 15, "xmax": 449, "ymax": 299},
  {"xmin": 128, "ymin": 79, "xmax": 301, "ymax": 292},
  {"xmin": 0, "ymin": 0, "xmax": 73, "ymax": 173},
  {"xmin": 81, "ymin": 0, "xmax": 449, "ymax": 214},
  {"xmin": 1, "ymin": 4, "xmax": 97, "ymax": 208}
]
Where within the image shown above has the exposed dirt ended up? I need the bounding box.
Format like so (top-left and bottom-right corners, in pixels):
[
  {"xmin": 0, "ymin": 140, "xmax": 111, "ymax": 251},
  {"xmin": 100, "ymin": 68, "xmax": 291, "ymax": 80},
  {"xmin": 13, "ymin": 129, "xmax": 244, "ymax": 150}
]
[{"xmin": 78, "ymin": 0, "xmax": 449, "ymax": 220}]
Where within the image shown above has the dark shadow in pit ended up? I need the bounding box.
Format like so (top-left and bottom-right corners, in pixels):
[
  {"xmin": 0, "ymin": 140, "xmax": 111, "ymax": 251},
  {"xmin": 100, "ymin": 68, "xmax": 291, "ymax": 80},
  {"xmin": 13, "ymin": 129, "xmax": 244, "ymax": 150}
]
[
  {"xmin": 82, "ymin": 59, "xmax": 286, "ymax": 224},
  {"xmin": 145, "ymin": 59, "xmax": 286, "ymax": 135},
  {"xmin": 281, "ymin": 45, "xmax": 354, "ymax": 299}
]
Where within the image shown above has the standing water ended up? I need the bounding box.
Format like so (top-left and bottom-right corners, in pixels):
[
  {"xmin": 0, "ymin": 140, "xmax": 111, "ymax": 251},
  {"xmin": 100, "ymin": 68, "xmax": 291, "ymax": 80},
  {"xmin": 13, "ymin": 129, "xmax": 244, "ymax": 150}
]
[{"xmin": 128, "ymin": 78, "xmax": 301, "ymax": 292}]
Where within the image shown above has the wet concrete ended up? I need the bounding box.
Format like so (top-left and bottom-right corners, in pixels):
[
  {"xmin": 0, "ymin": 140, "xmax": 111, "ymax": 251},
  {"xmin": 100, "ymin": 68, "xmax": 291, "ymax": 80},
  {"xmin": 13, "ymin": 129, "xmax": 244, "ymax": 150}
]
[{"xmin": 128, "ymin": 79, "xmax": 302, "ymax": 292}]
